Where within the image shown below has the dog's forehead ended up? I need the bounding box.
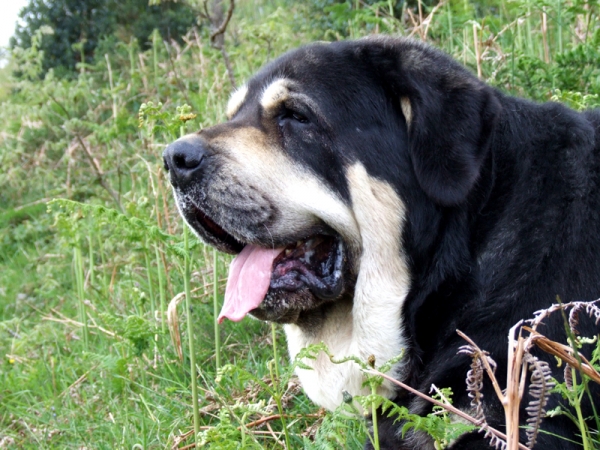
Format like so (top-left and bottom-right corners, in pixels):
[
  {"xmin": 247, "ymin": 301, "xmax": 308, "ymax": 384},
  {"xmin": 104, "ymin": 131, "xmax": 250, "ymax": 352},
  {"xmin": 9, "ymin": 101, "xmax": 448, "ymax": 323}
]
[
  {"xmin": 226, "ymin": 43, "xmax": 380, "ymax": 120},
  {"xmin": 254, "ymin": 44, "xmax": 338, "ymax": 83},
  {"xmin": 248, "ymin": 47, "xmax": 337, "ymax": 98}
]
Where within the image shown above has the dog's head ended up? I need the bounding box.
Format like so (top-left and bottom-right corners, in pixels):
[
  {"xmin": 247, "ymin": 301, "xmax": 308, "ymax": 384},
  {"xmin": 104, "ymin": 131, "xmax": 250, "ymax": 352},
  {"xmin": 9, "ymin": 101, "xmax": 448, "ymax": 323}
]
[{"xmin": 163, "ymin": 37, "xmax": 501, "ymax": 326}]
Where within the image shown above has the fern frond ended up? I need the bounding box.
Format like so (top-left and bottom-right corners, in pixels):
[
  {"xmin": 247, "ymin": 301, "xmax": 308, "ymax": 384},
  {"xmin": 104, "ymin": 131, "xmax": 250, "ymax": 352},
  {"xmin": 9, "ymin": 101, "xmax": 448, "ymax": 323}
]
[
  {"xmin": 458, "ymin": 344, "xmax": 496, "ymax": 422},
  {"xmin": 568, "ymin": 303, "xmax": 584, "ymax": 336},
  {"xmin": 467, "ymin": 353, "xmax": 485, "ymax": 420},
  {"xmin": 564, "ymin": 363, "xmax": 573, "ymax": 390},
  {"xmin": 480, "ymin": 423, "xmax": 508, "ymax": 450},
  {"xmin": 458, "ymin": 338, "xmax": 510, "ymax": 450},
  {"xmin": 528, "ymin": 299, "xmax": 600, "ymax": 332},
  {"xmin": 523, "ymin": 353, "xmax": 555, "ymax": 448},
  {"xmin": 585, "ymin": 302, "xmax": 600, "ymax": 325}
]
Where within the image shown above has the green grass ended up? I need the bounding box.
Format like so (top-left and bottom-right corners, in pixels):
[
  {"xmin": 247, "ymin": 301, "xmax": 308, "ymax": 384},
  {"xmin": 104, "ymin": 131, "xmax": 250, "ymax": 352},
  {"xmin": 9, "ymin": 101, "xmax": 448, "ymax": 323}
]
[{"xmin": 1, "ymin": 0, "xmax": 599, "ymax": 448}]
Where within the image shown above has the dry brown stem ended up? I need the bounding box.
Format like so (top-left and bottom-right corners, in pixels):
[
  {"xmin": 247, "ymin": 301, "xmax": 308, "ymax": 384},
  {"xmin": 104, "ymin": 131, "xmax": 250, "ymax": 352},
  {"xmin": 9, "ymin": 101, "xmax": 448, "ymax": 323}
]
[
  {"xmin": 203, "ymin": 0, "xmax": 236, "ymax": 88},
  {"xmin": 43, "ymin": 312, "xmax": 118, "ymax": 339},
  {"xmin": 456, "ymin": 299, "xmax": 600, "ymax": 450},
  {"xmin": 406, "ymin": 0, "xmax": 446, "ymax": 41},
  {"xmin": 523, "ymin": 326, "xmax": 600, "ymax": 384},
  {"xmin": 173, "ymin": 412, "xmax": 322, "ymax": 449},
  {"xmin": 458, "ymin": 324, "xmax": 537, "ymax": 450},
  {"xmin": 209, "ymin": 0, "xmax": 235, "ymax": 41}
]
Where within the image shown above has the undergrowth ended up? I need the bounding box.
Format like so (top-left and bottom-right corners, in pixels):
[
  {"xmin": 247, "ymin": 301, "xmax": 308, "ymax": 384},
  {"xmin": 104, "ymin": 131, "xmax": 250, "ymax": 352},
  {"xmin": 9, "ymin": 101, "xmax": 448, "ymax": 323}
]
[{"xmin": 1, "ymin": 0, "xmax": 599, "ymax": 448}]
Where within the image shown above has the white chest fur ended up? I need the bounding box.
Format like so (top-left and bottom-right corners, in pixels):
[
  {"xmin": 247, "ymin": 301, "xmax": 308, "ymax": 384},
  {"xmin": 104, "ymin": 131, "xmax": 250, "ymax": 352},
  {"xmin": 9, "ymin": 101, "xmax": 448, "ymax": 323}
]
[{"xmin": 285, "ymin": 163, "xmax": 411, "ymax": 410}]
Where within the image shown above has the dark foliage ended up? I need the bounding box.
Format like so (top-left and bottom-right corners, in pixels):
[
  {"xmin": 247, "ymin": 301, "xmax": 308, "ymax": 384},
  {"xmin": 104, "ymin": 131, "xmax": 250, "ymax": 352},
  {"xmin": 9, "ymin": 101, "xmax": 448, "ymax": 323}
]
[{"xmin": 10, "ymin": 0, "xmax": 198, "ymax": 77}]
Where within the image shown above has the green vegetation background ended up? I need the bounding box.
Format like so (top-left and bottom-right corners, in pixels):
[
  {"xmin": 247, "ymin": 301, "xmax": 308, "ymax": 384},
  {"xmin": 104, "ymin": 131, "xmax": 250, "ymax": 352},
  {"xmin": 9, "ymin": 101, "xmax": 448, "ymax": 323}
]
[{"xmin": 1, "ymin": 0, "xmax": 599, "ymax": 448}]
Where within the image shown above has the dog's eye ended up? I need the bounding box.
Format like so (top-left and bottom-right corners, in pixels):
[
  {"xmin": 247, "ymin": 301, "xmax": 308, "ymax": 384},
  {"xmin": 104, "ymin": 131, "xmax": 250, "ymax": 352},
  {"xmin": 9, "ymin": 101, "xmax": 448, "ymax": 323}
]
[
  {"xmin": 280, "ymin": 108, "xmax": 309, "ymax": 124},
  {"xmin": 291, "ymin": 112, "xmax": 308, "ymax": 123}
]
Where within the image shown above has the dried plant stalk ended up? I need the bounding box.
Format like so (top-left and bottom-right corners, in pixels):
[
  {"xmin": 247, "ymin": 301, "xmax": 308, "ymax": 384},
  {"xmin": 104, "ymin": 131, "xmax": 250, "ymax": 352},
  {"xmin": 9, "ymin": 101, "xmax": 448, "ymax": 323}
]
[
  {"xmin": 455, "ymin": 299, "xmax": 600, "ymax": 450},
  {"xmin": 528, "ymin": 300, "xmax": 600, "ymax": 332},
  {"xmin": 505, "ymin": 322, "xmax": 528, "ymax": 450},
  {"xmin": 364, "ymin": 368, "xmax": 526, "ymax": 450},
  {"xmin": 523, "ymin": 327, "xmax": 600, "ymax": 384},
  {"xmin": 167, "ymin": 292, "xmax": 185, "ymax": 362}
]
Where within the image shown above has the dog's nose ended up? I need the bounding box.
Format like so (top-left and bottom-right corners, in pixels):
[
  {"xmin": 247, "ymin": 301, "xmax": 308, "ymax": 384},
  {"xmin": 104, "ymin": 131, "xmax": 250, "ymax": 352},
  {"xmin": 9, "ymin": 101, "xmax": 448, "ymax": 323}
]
[{"xmin": 163, "ymin": 135, "xmax": 208, "ymax": 189}]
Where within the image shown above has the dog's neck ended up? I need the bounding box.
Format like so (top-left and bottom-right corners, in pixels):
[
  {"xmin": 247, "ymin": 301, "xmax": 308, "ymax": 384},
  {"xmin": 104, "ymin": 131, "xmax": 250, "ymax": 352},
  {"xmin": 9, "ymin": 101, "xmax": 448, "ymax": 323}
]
[{"xmin": 284, "ymin": 162, "xmax": 410, "ymax": 410}]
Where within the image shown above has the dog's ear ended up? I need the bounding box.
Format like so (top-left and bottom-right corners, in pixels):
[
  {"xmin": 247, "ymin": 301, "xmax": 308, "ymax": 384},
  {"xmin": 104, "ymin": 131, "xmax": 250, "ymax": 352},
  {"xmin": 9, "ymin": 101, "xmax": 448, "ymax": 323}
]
[{"xmin": 396, "ymin": 55, "xmax": 501, "ymax": 206}]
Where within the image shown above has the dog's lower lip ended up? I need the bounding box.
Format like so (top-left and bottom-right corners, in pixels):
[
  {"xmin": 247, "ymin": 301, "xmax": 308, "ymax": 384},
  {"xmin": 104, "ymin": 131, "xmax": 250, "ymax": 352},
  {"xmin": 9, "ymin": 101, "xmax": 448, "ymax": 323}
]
[{"xmin": 191, "ymin": 204, "xmax": 244, "ymax": 252}]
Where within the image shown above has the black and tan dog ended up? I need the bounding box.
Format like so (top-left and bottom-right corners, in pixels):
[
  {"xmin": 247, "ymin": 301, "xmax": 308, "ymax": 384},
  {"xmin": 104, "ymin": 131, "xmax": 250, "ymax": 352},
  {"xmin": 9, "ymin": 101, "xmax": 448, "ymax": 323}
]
[{"xmin": 163, "ymin": 37, "xmax": 600, "ymax": 449}]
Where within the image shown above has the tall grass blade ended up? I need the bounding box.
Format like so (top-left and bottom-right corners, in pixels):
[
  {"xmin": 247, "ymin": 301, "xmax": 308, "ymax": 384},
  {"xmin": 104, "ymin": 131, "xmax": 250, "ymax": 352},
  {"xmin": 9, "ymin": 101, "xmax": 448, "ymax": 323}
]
[{"xmin": 183, "ymin": 225, "xmax": 200, "ymax": 448}]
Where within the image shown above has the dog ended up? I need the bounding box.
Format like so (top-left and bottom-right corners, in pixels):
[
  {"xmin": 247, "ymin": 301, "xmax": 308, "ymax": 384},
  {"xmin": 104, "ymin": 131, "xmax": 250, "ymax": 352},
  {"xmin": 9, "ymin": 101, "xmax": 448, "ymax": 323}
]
[{"xmin": 163, "ymin": 37, "xmax": 600, "ymax": 449}]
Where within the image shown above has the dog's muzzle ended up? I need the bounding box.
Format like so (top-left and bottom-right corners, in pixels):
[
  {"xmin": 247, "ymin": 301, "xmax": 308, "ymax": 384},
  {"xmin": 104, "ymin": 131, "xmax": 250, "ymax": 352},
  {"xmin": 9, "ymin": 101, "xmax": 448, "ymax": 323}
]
[{"xmin": 162, "ymin": 133, "xmax": 352, "ymax": 324}]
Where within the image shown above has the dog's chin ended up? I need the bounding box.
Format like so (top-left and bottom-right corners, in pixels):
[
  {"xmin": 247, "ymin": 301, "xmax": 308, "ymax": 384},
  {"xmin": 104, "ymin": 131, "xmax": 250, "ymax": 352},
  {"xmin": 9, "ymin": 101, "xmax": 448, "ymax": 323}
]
[
  {"xmin": 180, "ymin": 201, "xmax": 352, "ymax": 324},
  {"xmin": 249, "ymin": 285, "xmax": 347, "ymax": 324},
  {"xmin": 248, "ymin": 288, "xmax": 311, "ymax": 323}
]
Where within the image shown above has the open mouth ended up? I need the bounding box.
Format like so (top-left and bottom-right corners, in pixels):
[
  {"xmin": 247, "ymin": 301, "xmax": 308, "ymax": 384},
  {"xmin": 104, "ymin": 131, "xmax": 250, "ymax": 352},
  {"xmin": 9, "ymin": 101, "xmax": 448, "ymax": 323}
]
[
  {"xmin": 271, "ymin": 235, "xmax": 344, "ymax": 299},
  {"xmin": 193, "ymin": 207, "xmax": 244, "ymax": 253},
  {"xmin": 188, "ymin": 203, "xmax": 346, "ymax": 323}
]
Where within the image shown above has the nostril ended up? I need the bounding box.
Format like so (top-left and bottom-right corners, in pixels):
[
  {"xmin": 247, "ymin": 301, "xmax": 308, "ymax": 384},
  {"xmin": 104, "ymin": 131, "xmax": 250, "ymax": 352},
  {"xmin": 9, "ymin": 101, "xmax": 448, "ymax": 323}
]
[
  {"xmin": 163, "ymin": 155, "xmax": 170, "ymax": 171},
  {"xmin": 173, "ymin": 154, "xmax": 185, "ymax": 169},
  {"xmin": 173, "ymin": 152, "xmax": 203, "ymax": 169}
]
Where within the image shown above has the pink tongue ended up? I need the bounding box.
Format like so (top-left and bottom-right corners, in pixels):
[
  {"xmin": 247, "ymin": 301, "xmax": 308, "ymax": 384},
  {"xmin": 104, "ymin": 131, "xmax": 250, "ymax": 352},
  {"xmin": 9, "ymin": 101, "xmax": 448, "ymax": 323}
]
[{"xmin": 218, "ymin": 245, "xmax": 284, "ymax": 323}]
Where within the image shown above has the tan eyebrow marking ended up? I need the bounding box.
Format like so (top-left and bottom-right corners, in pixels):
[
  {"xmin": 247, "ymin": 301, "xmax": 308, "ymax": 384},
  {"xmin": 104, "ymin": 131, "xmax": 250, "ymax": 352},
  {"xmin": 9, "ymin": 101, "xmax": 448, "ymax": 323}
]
[
  {"xmin": 226, "ymin": 84, "xmax": 248, "ymax": 119},
  {"xmin": 260, "ymin": 78, "xmax": 290, "ymax": 112}
]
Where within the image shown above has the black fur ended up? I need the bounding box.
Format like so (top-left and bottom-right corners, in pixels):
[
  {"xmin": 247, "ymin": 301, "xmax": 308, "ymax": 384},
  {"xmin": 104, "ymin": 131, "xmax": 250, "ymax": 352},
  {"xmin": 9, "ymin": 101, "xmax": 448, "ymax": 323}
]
[
  {"xmin": 351, "ymin": 39, "xmax": 600, "ymax": 449},
  {"xmin": 165, "ymin": 37, "xmax": 600, "ymax": 449}
]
